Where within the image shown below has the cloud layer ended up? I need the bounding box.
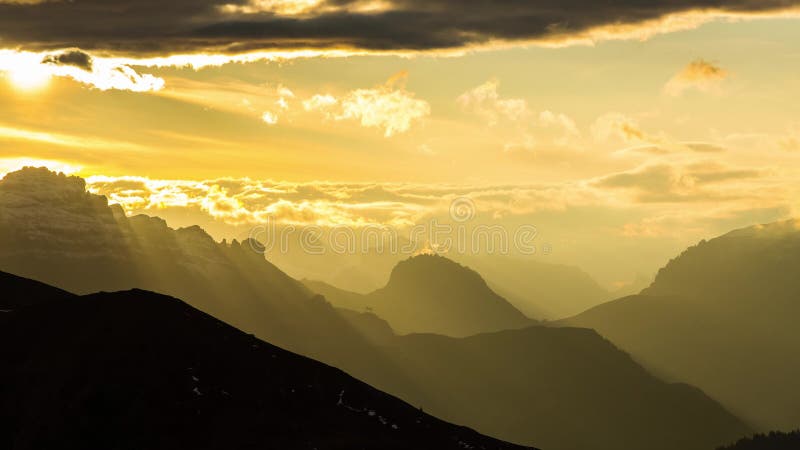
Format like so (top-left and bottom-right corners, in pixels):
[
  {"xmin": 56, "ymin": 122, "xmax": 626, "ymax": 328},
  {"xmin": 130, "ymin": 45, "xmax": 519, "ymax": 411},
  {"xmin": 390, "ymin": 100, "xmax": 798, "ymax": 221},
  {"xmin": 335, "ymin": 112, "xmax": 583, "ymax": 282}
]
[
  {"xmin": 0, "ymin": 0, "xmax": 798, "ymax": 56},
  {"xmin": 80, "ymin": 155, "xmax": 780, "ymax": 232}
]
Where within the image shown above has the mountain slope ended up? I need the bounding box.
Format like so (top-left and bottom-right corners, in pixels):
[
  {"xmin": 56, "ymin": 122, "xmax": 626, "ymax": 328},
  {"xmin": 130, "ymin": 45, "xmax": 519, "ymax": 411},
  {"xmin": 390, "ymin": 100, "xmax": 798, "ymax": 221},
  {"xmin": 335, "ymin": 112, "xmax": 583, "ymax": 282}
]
[
  {"xmin": 374, "ymin": 326, "xmax": 749, "ymax": 450},
  {"xmin": 310, "ymin": 254, "xmax": 533, "ymax": 337},
  {"xmin": 0, "ymin": 272, "xmax": 534, "ymax": 450},
  {"xmin": 563, "ymin": 220, "xmax": 800, "ymax": 429}
]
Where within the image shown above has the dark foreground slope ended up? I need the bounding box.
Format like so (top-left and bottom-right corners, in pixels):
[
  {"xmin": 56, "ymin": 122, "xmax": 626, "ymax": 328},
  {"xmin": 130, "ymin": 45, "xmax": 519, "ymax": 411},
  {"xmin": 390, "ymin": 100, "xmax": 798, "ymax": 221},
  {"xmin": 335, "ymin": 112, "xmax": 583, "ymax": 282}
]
[
  {"xmin": 0, "ymin": 271, "xmax": 533, "ymax": 450},
  {"xmin": 563, "ymin": 220, "xmax": 800, "ymax": 430},
  {"xmin": 717, "ymin": 431, "xmax": 800, "ymax": 450}
]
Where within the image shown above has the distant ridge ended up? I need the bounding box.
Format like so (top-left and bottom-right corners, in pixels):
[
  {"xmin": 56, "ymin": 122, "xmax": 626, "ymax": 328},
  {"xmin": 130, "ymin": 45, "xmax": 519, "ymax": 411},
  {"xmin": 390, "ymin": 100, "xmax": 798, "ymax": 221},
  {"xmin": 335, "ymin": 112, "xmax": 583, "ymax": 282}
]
[
  {"xmin": 452, "ymin": 254, "xmax": 612, "ymax": 319},
  {"xmin": 563, "ymin": 219, "xmax": 800, "ymax": 429}
]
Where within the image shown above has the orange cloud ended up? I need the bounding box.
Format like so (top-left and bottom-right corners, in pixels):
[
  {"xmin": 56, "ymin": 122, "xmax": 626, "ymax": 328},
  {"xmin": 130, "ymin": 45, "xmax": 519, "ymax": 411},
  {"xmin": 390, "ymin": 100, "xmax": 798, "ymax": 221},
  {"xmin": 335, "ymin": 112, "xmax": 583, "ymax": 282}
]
[{"xmin": 664, "ymin": 59, "xmax": 729, "ymax": 96}]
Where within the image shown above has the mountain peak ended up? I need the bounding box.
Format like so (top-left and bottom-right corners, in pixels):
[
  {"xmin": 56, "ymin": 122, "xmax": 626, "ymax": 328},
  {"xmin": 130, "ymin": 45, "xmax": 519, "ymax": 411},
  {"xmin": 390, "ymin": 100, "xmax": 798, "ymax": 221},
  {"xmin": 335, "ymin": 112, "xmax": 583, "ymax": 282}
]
[
  {"xmin": 371, "ymin": 254, "xmax": 532, "ymax": 336},
  {"xmin": 1, "ymin": 167, "xmax": 88, "ymax": 201},
  {"xmin": 387, "ymin": 254, "xmax": 489, "ymax": 291},
  {"xmin": 643, "ymin": 218, "xmax": 800, "ymax": 301},
  {"xmin": 0, "ymin": 167, "xmax": 114, "ymax": 220}
]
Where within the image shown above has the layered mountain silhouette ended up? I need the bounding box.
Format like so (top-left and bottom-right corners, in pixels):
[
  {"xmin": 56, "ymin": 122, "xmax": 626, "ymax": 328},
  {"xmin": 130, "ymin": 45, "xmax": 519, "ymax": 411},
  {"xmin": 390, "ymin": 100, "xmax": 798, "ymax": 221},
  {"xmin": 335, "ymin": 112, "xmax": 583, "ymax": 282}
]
[
  {"xmin": 0, "ymin": 271, "xmax": 532, "ymax": 450},
  {"xmin": 0, "ymin": 168, "xmax": 752, "ymax": 450},
  {"xmin": 562, "ymin": 220, "xmax": 800, "ymax": 430},
  {"xmin": 0, "ymin": 167, "xmax": 394, "ymax": 380},
  {"xmin": 284, "ymin": 247, "xmax": 612, "ymax": 320},
  {"xmin": 308, "ymin": 254, "xmax": 533, "ymax": 337},
  {"xmin": 717, "ymin": 430, "xmax": 800, "ymax": 450}
]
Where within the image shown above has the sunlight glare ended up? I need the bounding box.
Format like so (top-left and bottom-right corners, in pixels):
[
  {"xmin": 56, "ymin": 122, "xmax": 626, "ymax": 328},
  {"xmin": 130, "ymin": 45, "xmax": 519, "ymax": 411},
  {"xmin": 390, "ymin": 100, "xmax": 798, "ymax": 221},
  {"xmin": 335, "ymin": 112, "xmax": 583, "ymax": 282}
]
[{"xmin": 7, "ymin": 63, "xmax": 51, "ymax": 91}]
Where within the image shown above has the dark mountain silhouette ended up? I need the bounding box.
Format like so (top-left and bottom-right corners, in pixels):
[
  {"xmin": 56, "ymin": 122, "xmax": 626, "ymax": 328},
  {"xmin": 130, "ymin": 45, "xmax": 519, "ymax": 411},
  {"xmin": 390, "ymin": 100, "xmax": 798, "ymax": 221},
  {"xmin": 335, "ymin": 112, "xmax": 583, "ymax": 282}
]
[
  {"xmin": 0, "ymin": 271, "xmax": 533, "ymax": 450},
  {"xmin": 0, "ymin": 167, "xmax": 397, "ymax": 382},
  {"xmin": 452, "ymin": 254, "xmax": 612, "ymax": 319},
  {"xmin": 307, "ymin": 254, "xmax": 533, "ymax": 337},
  {"xmin": 562, "ymin": 220, "xmax": 800, "ymax": 430},
  {"xmin": 717, "ymin": 431, "xmax": 800, "ymax": 450},
  {"xmin": 0, "ymin": 168, "xmax": 751, "ymax": 450}
]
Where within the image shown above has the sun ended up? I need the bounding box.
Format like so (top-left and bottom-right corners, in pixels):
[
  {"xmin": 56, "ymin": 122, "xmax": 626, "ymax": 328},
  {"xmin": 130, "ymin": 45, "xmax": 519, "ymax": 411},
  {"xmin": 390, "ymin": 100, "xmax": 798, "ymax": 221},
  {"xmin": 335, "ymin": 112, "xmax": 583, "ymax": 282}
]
[{"xmin": 6, "ymin": 64, "xmax": 51, "ymax": 91}]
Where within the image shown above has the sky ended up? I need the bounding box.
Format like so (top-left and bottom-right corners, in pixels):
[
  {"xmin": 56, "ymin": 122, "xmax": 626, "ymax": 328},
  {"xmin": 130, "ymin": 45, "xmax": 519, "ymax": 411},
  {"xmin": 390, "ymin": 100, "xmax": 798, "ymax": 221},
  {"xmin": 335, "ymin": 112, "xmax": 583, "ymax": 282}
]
[{"xmin": 1, "ymin": 0, "xmax": 800, "ymax": 287}]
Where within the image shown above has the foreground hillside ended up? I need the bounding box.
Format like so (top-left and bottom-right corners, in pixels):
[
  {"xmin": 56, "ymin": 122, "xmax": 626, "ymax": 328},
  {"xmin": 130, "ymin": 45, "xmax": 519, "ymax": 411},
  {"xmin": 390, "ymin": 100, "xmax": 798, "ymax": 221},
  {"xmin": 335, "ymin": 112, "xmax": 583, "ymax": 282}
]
[
  {"xmin": 0, "ymin": 271, "xmax": 533, "ymax": 450},
  {"xmin": 563, "ymin": 220, "xmax": 800, "ymax": 429},
  {"xmin": 717, "ymin": 431, "xmax": 800, "ymax": 450}
]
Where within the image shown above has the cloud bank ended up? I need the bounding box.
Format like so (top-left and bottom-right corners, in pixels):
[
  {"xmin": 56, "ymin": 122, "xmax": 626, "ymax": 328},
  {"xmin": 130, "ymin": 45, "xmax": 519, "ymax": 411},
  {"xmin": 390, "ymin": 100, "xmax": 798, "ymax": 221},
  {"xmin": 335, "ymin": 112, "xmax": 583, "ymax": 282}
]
[{"xmin": 0, "ymin": 0, "xmax": 798, "ymax": 57}]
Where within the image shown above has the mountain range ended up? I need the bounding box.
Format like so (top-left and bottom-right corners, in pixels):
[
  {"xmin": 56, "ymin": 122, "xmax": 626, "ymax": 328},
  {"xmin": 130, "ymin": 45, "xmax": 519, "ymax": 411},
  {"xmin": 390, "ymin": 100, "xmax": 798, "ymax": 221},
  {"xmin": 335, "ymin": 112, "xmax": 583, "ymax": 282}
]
[
  {"xmin": 277, "ymin": 245, "xmax": 615, "ymax": 320},
  {"xmin": 0, "ymin": 167, "xmax": 755, "ymax": 450}
]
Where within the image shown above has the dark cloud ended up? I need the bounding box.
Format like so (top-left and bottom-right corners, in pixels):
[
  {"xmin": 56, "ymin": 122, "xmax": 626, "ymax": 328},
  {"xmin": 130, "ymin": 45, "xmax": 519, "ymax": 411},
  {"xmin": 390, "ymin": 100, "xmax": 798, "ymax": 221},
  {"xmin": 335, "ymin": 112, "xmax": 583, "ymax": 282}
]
[
  {"xmin": 0, "ymin": 0, "xmax": 797, "ymax": 55},
  {"xmin": 41, "ymin": 49, "xmax": 94, "ymax": 71}
]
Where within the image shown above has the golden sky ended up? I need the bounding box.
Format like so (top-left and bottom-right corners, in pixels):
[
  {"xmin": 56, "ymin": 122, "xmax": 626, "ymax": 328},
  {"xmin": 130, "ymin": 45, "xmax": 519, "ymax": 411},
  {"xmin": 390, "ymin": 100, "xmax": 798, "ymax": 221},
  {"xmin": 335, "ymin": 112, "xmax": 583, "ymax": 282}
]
[{"xmin": 1, "ymin": 2, "xmax": 799, "ymax": 286}]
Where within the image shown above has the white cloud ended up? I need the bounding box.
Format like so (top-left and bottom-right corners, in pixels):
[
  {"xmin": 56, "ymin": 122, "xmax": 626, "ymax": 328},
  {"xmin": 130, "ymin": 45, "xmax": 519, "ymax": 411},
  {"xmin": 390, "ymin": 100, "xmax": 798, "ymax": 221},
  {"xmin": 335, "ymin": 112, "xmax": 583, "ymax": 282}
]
[
  {"xmin": 457, "ymin": 79, "xmax": 532, "ymax": 125},
  {"xmin": 261, "ymin": 111, "xmax": 279, "ymax": 125},
  {"xmin": 304, "ymin": 72, "xmax": 430, "ymax": 137},
  {"xmin": 337, "ymin": 86, "xmax": 430, "ymax": 137},
  {"xmin": 303, "ymin": 94, "xmax": 339, "ymax": 113},
  {"xmin": 459, "ymin": 79, "xmax": 581, "ymax": 153}
]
